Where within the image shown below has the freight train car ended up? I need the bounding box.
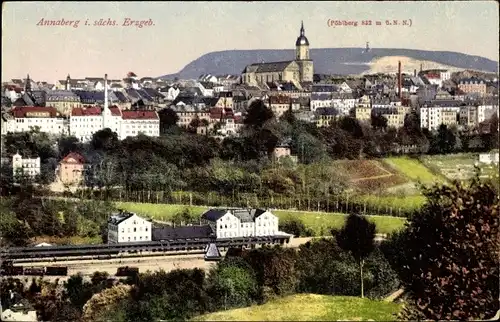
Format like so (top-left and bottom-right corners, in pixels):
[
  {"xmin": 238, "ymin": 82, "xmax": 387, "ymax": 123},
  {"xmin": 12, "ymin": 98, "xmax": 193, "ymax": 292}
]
[
  {"xmin": 23, "ymin": 267, "xmax": 46, "ymax": 276},
  {"xmin": 45, "ymin": 266, "xmax": 68, "ymax": 276},
  {"xmin": 116, "ymin": 266, "xmax": 139, "ymax": 277}
]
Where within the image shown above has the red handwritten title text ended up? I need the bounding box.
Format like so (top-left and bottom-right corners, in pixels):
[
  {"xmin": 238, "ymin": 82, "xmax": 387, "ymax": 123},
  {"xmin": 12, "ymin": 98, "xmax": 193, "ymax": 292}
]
[{"xmin": 36, "ymin": 18, "xmax": 155, "ymax": 28}]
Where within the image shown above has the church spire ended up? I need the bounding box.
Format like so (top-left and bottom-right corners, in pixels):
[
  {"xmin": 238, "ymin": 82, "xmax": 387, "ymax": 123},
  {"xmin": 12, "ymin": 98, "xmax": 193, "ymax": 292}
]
[
  {"xmin": 24, "ymin": 74, "xmax": 31, "ymax": 93},
  {"xmin": 300, "ymin": 21, "xmax": 305, "ymax": 36}
]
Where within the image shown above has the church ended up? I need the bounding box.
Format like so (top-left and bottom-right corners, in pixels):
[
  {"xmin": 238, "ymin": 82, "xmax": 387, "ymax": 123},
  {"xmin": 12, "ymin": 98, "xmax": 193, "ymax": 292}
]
[{"xmin": 241, "ymin": 21, "xmax": 314, "ymax": 87}]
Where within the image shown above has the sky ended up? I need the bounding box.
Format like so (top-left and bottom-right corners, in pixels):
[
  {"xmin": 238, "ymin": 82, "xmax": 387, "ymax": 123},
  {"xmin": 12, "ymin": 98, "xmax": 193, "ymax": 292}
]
[{"xmin": 2, "ymin": 1, "xmax": 498, "ymax": 82}]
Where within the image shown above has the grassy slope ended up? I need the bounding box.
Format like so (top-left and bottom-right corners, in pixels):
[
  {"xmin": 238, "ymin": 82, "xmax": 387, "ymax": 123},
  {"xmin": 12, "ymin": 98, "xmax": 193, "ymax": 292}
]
[
  {"xmin": 384, "ymin": 157, "xmax": 443, "ymax": 184},
  {"xmin": 115, "ymin": 202, "xmax": 407, "ymax": 235},
  {"xmin": 192, "ymin": 294, "xmax": 402, "ymax": 321}
]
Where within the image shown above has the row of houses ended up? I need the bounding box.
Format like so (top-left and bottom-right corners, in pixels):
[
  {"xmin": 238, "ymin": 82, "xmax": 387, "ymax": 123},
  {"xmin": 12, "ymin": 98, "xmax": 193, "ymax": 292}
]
[
  {"xmin": 1, "ymin": 105, "xmax": 160, "ymax": 142},
  {"xmin": 107, "ymin": 208, "xmax": 284, "ymax": 243}
]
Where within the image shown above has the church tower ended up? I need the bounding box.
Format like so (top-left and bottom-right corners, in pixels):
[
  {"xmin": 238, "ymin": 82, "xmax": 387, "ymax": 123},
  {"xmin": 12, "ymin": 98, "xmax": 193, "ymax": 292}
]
[
  {"xmin": 66, "ymin": 74, "xmax": 71, "ymax": 91},
  {"xmin": 24, "ymin": 74, "xmax": 32, "ymax": 93},
  {"xmin": 295, "ymin": 21, "xmax": 313, "ymax": 83}
]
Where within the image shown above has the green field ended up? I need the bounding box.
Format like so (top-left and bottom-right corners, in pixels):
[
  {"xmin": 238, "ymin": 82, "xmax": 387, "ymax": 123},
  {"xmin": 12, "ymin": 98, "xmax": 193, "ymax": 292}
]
[
  {"xmin": 354, "ymin": 195, "xmax": 426, "ymax": 213},
  {"xmin": 420, "ymin": 153, "xmax": 499, "ymax": 181},
  {"xmin": 115, "ymin": 202, "xmax": 407, "ymax": 235},
  {"xmin": 192, "ymin": 294, "xmax": 402, "ymax": 321},
  {"xmin": 384, "ymin": 157, "xmax": 444, "ymax": 184}
]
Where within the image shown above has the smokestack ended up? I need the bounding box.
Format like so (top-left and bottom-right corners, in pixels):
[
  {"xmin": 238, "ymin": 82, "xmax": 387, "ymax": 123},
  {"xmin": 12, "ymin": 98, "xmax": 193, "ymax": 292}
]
[
  {"xmin": 398, "ymin": 61, "xmax": 402, "ymax": 98},
  {"xmin": 420, "ymin": 63, "xmax": 423, "ymax": 72},
  {"xmin": 104, "ymin": 74, "xmax": 108, "ymax": 110},
  {"xmin": 414, "ymin": 69, "xmax": 417, "ymax": 77}
]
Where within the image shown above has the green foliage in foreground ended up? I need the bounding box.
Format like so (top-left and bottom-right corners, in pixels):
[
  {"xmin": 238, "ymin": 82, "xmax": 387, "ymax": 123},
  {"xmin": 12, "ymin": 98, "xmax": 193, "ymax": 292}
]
[
  {"xmin": 115, "ymin": 202, "xmax": 407, "ymax": 236},
  {"xmin": 192, "ymin": 294, "xmax": 402, "ymax": 321}
]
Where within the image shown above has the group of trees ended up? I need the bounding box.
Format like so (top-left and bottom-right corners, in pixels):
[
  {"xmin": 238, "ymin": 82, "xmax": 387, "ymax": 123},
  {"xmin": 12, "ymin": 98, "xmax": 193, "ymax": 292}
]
[{"xmin": 0, "ymin": 192, "xmax": 114, "ymax": 247}]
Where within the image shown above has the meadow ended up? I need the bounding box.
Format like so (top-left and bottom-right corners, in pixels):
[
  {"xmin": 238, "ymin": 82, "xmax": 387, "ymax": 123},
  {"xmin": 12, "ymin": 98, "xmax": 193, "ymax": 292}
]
[
  {"xmin": 383, "ymin": 156, "xmax": 445, "ymax": 184},
  {"xmin": 420, "ymin": 153, "xmax": 499, "ymax": 181},
  {"xmin": 115, "ymin": 202, "xmax": 407, "ymax": 235},
  {"xmin": 192, "ymin": 294, "xmax": 402, "ymax": 321}
]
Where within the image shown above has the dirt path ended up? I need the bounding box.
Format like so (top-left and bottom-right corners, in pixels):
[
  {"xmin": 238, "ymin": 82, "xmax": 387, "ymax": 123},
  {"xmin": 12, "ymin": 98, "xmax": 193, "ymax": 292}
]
[{"xmin": 350, "ymin": 161, "xmax": 393, "ymax": 182}]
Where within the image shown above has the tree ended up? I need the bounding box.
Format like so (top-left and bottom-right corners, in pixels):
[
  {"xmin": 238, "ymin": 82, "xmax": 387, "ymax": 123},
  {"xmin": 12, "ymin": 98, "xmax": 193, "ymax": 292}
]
[
  {"xmin": 158, "ymin": 108, "xmax": 179, "ymax": 133},
  {"xmin": 332, "ymin": 214, "xmax": 376, "ymax": 298},
  {"xmin": 91, "ymin": 128, "xmax": 120, "ymax": 152},
  {"xmin": 244, "ymin": 100, "xmax": 275, "ymax": 129},
  {"xmin": 431, "ymin": 124, "xmax": 457, "ymax": 154},
  {"xmin": 371, "ymin": 113, "xmax": 388, "ymax": 131},
  {"xmin": 396, "ymin": 177, "xmax": 499, "ymax": 320}
]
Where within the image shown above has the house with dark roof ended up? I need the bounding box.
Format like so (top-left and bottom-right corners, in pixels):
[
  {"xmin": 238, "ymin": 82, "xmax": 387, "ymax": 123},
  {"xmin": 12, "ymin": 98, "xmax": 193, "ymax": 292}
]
[
  {"xmin": 200, "ymin": 208, "xmax": 282, "ymax": 239},
  {"xmin": 108, "ymin": 211, "xmax": 153, "ymax": 243}
]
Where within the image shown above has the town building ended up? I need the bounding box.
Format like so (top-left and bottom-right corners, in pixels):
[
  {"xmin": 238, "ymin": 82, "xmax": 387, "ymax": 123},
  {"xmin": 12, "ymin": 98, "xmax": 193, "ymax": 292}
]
[
  {"xmin": 107, "ymin": 212, "xmax": 153, "ymax": 243},
  {"xmin": 57, "ymin": 152, "xmax": 86, "ymax": 186},
  {"xmin": 45, "ymin": 90, "xmax": 81, "ymax": 116},
  {"xmin": 69, "ymin": 75, "xmax": 160, "ymax": 141},
  {"xmin": 11, "ymin": 153, "xmax": 40, "ymax": 179},
  {"xmin": 201, "ymin": 208, "xmax": 280, "ymax": 239},
  {"xmin": 458, "ymin": 77, "xmax": 487, "ymax": 96},
  {"xmin": 268, "ymin": 95, "xmax": 292, "ymax": 117},
  {"xmin": 7, "ymin": 106, "xmax": 67, "ymax": 135},
  {"xmin": 420, "ymin": 106, "xmax": 460, "ymax": 131},
  {"xmin": 241, "ymin": 21, "xmax": 313, "ymax": 86}
]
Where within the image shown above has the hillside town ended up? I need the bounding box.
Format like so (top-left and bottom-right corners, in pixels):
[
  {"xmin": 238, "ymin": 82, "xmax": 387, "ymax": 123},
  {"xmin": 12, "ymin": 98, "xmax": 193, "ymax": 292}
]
[{"xmin": 1, "ymin": 23, "xmax": 498, "ymax": 187}]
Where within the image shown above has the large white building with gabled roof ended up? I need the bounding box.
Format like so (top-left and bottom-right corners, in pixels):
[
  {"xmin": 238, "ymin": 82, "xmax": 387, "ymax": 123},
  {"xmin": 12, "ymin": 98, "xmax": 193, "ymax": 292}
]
[
  {"xmin": 200, "ymin": 208, "xmax": 281, "ymax": 239},
  {"xmin": 107, "ymin": 211, "xmax": 153, "ymax": 243}
]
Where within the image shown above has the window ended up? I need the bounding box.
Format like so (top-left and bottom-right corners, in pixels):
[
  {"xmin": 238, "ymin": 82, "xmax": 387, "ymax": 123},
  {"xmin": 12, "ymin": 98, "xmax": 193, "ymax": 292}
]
[
  {"xmin": 128, "ymin": 228, "xmax": 130, "ymax": 233},
  {"xmin": 134, "ymin": 228, "xmax": 136, "ymax": 232},
  {"xmin": 134, "ymin": 236, "xmax": 136, "ymax": 240},
  {"xmin": 121, "ymin": 228, "xmax": 124, "ymax": 233},
  {"xmin": 225, "ymin": 224, "xmax": 227, "ymax": 229},
  {"xmin": 128, "ymin": 237, "xmax": 131, "ymax": 241}
]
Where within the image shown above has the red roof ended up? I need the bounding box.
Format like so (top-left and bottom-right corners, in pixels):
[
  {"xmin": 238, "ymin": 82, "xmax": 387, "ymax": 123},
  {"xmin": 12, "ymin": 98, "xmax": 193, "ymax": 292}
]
[
  {"xmin": 121, "ymin": 110, "xmax": 158, "ymax": 120},
  {"xmin": 12, "ymin": 106, "xmax": 58, "ymax": 118},
  {"xmin": 269, "ymin": 95, "xmax": 291, "ymax": 104},
  {"xmin": 61, "ymin": 152, "xmax": 85, "ymax": 164},
  {"xmin": 71, "ymin": 107, "xmax": 101, "ymax": 116},
  {"xmin": 426, "ymin": 73, "xmax": 440, "ymax": 79},
  {"xmin": 209, "ymin": 107, "xmax": 234, "ymax": 120},
  {"xmin": 109, "ymin": 106, "xmax": 122, "ymax": 116}
]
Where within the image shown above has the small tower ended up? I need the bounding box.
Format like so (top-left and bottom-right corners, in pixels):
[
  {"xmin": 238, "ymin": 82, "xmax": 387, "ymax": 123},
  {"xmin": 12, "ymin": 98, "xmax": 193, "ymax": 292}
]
[
  {"xmin": 66, "ymin": 74, "xmax": 71, "ymax": 91},
  {"xmin": 24, "ymin": 74, "xmax": 32, "ymax": 93},
  {"xmin": 366, "ymin": 42, "xmax": 370, "ymax": 53}
]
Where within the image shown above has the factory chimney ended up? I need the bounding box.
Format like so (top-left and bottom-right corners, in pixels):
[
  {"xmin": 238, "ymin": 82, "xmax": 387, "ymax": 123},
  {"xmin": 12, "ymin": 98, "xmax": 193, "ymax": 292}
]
[
  {"xmin": 414, "ymin": 69, "xmax": 417, "ymax": 77},
  {"xmin": 398, "ymin": 61, "xmax": 402, "ymax": 98},
  {"xmin": 104, "ymin": 74, "xmax": 108, "ymax": 110}
]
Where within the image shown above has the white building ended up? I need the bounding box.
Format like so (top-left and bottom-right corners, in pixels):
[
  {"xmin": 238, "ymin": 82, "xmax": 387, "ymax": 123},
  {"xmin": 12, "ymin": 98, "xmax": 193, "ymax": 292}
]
[
  {"xmin": 69, "ymin": 74, "xmax": 160, "ymax": 142},
  {"xmin": 7, "ymin": 106, "xmax": 67, "ymax": 136},
  {"xmin": 331, "ymin": 93, "xmax": 356, "ymax": 115},
  {"xmin": 310, "ymin": 93, "xmax": 332, "ymax": 111},
  {"xmin": 420, "ymin": 106, "xmax": 460, "ymax": 131},
  {"xmin": 120, "ymin": 110, "xmax": 160, "ymax": 139},
  {"xmin": 11, "ymin": 153, "xmax": 40, "ymax": 178},
  {"xmin": 478, "ymin": 104, "xmax": 499, "ymax": 124},
  {"xmin": 200, "ymin": 208, "xmax": 280, "ymax": 239},
  {"xmin": 107, "ymin": 212, "xmax": 153, "ymax": 243},
  {"xmin": 159, "ymin": 86, "xmax": 180, "ymax": 101},
  {"xmin": 478, "ymin": 152, "xmax": 499, "ymax": 165}
]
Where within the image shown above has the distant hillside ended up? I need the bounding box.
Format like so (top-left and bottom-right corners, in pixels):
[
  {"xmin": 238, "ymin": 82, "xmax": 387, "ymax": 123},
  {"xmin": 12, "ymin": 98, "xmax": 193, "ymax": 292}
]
[{"xmin": 161, "ymin": 48, "xmax": 498, "ymax": 79}]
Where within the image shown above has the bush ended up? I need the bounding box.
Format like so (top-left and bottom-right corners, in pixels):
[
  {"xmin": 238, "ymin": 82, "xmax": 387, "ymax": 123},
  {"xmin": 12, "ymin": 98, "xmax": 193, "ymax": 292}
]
[{"xmin": 279, "ymin": 218, "xmax": 314, "ymax": 237}]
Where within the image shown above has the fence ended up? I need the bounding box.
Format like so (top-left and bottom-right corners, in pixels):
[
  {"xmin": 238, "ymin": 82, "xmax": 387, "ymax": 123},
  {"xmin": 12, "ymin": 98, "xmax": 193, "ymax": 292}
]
[{"xmin": 69, "ymin": 189, "xmax": 415, "ymax": 218}]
